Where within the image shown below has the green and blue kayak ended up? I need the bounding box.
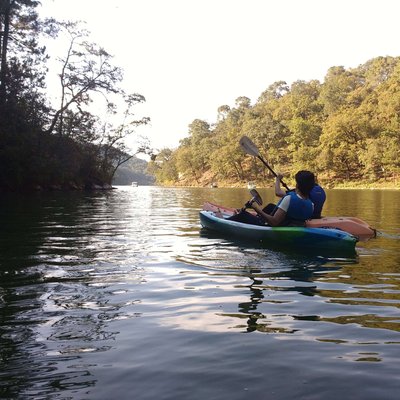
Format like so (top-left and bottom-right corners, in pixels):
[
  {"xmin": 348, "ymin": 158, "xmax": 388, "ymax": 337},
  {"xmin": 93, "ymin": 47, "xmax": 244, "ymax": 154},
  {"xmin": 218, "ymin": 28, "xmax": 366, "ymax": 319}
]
[{"xmin": 199, "ymin": 210, "xmax": 358, "ymax": 254}]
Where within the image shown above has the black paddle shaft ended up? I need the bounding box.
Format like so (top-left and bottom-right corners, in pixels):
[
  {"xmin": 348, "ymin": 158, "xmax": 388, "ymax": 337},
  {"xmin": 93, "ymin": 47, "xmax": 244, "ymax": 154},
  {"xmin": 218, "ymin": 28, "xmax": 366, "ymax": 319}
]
[
  {"xmin": 239, "ymin": 135, "xmax": 291, "ymax": 192},
  {"xmin": 256, "ymin": 155, "xmax": 291, "ymax": 191}
]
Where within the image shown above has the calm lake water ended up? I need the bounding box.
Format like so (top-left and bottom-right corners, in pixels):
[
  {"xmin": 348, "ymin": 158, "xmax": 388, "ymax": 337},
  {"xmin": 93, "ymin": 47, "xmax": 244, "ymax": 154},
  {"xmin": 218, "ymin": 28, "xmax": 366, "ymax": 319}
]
[{"xmin": 0, "ymin": 186, "xmax": 399, "ymax": 400}]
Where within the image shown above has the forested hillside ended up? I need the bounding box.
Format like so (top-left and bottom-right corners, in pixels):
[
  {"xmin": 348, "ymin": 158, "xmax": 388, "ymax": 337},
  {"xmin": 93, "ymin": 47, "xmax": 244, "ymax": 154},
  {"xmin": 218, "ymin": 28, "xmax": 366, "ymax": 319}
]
[
  {"xmin": 0, "ymin": 0, "xmax": 149, "ymax": 192},
  {"xmin": 1, "ymin": 2, "xmax": 399, "ymax": 191},
  {"xmin": 148, "ymin": 56, "xmax": 400, "ymax": 188},
  {"xmin": 113, "ymin": 156, "xmax": 155, "ymax": 185}
]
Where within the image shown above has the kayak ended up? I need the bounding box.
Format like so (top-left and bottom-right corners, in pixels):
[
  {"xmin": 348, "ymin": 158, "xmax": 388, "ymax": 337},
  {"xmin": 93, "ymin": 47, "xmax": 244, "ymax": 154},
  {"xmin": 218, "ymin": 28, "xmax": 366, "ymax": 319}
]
[
  {"xmin": 203, "ymin": 202, "xmax": 376, "ymax": 238},
  {"xmin": 199, "ymin": 209, "xmax": 358, "ymax": 254}
]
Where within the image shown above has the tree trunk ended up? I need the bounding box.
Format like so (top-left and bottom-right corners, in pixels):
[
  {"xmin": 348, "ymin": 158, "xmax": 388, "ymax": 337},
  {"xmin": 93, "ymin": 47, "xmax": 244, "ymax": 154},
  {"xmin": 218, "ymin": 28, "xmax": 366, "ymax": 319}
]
[
  {"xmin": 0, "ymin": 0, "xmax": 11, "ymax": 104},
  {"xmin": 109, "ymin": 154, "xmax": 135, "ymax": 183}
]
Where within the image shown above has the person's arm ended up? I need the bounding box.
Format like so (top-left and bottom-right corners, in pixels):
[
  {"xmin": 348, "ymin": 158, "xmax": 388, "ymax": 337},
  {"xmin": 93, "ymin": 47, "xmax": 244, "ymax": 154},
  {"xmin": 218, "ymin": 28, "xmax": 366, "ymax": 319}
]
[
  {"xmin": 251, "ymin": 202, "xmax": 286, "ymax": 226},
  {"xmin": 275, "ymin": 174, "xmax": 286, "ymax": 198}
]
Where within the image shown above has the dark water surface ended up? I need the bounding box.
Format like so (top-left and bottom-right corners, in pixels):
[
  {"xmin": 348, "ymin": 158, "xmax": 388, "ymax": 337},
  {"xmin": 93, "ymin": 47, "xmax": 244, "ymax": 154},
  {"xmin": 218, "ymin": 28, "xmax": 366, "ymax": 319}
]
[{"xmin": 0, "ymin": 186, "xmax": 399, "ymax": 399}]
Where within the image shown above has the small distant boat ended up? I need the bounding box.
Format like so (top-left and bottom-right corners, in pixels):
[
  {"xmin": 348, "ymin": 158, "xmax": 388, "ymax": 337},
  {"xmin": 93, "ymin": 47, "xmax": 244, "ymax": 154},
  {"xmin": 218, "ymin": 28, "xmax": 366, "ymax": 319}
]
[
  {"xmin": 210, "ymin": 182, "xmax": 218, "ymax": 188},
  {"xmin": 247, "ymin": 182, "xmax": 256, "ymax": 190},
  {"xmin": 131, "ymin": 182, "xmax": 138, "ymax": 187}
]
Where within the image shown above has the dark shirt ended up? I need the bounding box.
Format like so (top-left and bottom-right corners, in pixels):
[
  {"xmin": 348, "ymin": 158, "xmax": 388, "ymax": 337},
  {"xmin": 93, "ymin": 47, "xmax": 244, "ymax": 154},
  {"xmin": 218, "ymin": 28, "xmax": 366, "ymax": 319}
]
[{"xmin": 309, "ymin": 184, "xmax": 326, "ymax": 218}]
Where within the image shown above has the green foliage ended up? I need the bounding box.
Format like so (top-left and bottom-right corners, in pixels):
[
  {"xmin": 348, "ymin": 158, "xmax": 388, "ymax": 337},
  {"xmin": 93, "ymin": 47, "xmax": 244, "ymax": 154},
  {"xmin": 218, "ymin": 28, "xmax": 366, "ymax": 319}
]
[
  {"xmin": 154, "ymin": 56, "xmax": 400, "ymax": 188},
  {"xmin": 3, "ymin": 1, "xmax": 398, "ymax": 192},
  {"xmin": 147, "ymin": 148, "xmax": 178, "ymax": 185},
  {"xmin": 0, "ymin": 2, "xmax": 150, "ymax": 191}
]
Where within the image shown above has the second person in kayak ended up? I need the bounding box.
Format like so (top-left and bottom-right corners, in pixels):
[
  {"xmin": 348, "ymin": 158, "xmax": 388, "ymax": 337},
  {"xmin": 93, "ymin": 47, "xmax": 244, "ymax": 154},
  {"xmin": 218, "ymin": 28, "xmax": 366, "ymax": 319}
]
[
  {"xmin": 251, "ymin": 170, "xmax": 315, "ymax": 226},
  {"xmin": 272, "ymin": 171, "xmax": 326, "ymax": 219}
]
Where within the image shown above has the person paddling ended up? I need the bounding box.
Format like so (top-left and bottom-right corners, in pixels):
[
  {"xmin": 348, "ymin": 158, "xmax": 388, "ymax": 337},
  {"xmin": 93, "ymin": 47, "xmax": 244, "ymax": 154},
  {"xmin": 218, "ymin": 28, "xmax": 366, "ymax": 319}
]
[
  {"xmin": 229, "ymin": 170, "xmax": 315, "ymax": 227},
  {"xmin": 251, "ymin": 170, "xmax": 315, "ymax": 226},
  {"xmin": 270, "ymin": 171, "xmax": 326, "ymax": 219}
]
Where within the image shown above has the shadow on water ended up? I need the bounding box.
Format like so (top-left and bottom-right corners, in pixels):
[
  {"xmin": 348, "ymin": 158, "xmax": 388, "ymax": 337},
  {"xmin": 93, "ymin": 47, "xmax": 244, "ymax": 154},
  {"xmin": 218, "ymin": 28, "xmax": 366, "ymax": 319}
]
[
  {"xmin": 188, "ymin": 247, "xmax": 400, "ymax": 336},
  {"xmin": 0, "ymin": 187, "xmax": 399, "ymax": 399},
  {"xmin": 0, "ymin": 191, "xmax": 143, "ymax": 398},
  {"xmin": 0, "ymin": 191, "xmax": 118, "ymax": 270},
  {"xmin": 199, "ymin": 227, "xmax": 359, "ymax": 260},
  {"xmin": 190, "ymin": 223, "xmax": 400, "ymax": 337},
  {"xmin": 180, "ymin": 226, "xmax": 367, "ymax": 335}
]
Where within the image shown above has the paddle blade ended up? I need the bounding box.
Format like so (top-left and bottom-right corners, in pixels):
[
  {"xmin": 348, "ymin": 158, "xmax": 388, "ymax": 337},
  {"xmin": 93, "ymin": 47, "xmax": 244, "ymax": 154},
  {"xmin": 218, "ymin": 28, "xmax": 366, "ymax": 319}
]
[
  {"xmin": 249, "ymin": 189, "xmax": 263, "ymax": 205},
  {"xmin": 239, "ymin": 136, "xmax": 260, "ymax": 157}
]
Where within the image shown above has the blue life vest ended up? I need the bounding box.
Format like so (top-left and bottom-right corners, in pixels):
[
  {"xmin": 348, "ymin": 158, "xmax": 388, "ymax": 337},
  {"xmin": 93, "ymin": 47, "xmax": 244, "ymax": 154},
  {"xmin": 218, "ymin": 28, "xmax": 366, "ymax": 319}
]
[
  {"xmin": 309, "ymin": 185, "xmax": 326, "ymax": 218},
  {"xmin": 277, "ymin": 191, "xmax": 314, "ymax": 222}
]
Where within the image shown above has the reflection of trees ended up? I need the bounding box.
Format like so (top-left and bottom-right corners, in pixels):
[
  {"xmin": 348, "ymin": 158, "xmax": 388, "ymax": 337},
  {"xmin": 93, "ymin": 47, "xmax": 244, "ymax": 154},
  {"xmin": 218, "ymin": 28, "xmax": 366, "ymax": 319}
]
[
  {"xmin": 0, "ymin": 190, "xmax": 139, "ymax": 398},
  {"xmin": 238, "ymin": 272, "xmax": 265, "ymax": 332},
  {"xmin": 237, "ymin": 265, "xmax": 323, "ymax": 333},
  {"xmin": 0, "ymin": 282, "xmax": 99, "ymax": 398},
  {"xmin": 318, "ymin": 314, "xmax": 400, "ymax": 332},
  {"xmin": 0, "ymin": 192, "xmax": 107, "ymax": 270},
  {"xmin": 217, "ymin": 261, "xmax": 335, "ymax": 333},
  {"xmin": 227, "ymin": 252, "xmax": 400, "ymax": 334},
  {"xmin": 315, "ymin": 253, "xmax": 400, "ymax": 333}
]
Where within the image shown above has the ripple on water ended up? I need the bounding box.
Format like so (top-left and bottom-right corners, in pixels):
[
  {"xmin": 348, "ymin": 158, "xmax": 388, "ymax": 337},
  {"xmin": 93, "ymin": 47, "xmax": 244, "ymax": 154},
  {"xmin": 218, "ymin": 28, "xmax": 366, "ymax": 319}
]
[{"xmin": 1, "ymin": 187, "xmax": 400, "ymax": 400}]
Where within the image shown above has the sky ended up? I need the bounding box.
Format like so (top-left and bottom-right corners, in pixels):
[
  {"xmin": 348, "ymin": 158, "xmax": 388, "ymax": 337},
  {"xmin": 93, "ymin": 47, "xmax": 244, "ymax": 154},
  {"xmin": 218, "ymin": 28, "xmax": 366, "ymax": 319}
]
[{"xmin": 39, "ymin": 0, "xmax": 400, "ymax": 153}]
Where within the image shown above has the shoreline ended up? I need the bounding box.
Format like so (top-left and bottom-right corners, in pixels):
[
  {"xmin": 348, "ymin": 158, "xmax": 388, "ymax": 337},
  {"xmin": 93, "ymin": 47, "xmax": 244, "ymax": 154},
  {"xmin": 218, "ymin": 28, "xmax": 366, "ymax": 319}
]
[
  {"xmin": 166, "ymin": 182, "xmax": 400, "ymax": 190},
  {"xmin": 1, "ymin": 182, "xmax": 399, "ymax": 193}
]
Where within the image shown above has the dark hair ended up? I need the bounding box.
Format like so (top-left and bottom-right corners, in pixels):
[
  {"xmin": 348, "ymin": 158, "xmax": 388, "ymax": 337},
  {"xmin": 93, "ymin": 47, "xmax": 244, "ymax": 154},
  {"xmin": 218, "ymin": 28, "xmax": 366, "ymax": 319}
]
[{"xmin": 295, "ymin": 170, "xmax": 315, "ymax": 196}]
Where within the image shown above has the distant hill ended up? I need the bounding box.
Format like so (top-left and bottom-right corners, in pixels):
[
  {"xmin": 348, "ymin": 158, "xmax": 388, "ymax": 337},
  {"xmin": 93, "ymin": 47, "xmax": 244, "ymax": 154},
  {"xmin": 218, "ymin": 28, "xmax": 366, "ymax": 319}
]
[{"xmin": 112, "ymin": 156, "xmax": 155, "ymax": 186}]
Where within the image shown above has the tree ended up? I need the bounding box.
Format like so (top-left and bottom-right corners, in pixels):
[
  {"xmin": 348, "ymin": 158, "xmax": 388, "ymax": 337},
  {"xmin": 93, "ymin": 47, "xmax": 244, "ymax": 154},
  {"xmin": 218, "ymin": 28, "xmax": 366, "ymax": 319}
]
[
  {"xmin": 258, "ymin": 81, "xmax": 289, "ymax": 103},
  {"xmin": 209, "ymin": 107, "xmax": 250, "ymax": 181},
  {"xmin": 319, "ymin": 109, "xmax": 373, "ymax": 179},
  {"xmin": 175, "ymin": 146, "xmax": 199, "ymax": 183},
  {"xmin": 97, "ymin": 94, "xmax": 150, "ymax": 183},
  {"xmin": 112, "ymin": 155, "xmax": 155, "ymax": 185},
  {"xmin": 184, "ymin": 119, "xmax": 213, "ymax": 175},
  {"xmin": 46, "ymin": 21, "xmax": 124, "ymax": 136},
  {"xmin": 0, "ymin": 5, "xmax": 151, "ymax": 191},
  {"xmin": 235, "ymin": 96, "xmax": 251, "ymax": 109},
  {"xmin": 147, "ymin": 148, "xmax": 178, "ymax": 184},
  {"xmin": 43, "ymin": 21, "xmax": 150, "ymax": 184},
  {"xmin": 144, "ymin": 56, "xmax": 400, "ymax": 187},
  {"xmin": 320, "ymin": 66, "xmax": 367, "ymax": 115},
  {"xmin": 0, "ymin": 0, "xmax": 48, "ymax": 106},
  {"xmin": 217, "ymin": 104, "xmax": 230, "ymax": 121}
]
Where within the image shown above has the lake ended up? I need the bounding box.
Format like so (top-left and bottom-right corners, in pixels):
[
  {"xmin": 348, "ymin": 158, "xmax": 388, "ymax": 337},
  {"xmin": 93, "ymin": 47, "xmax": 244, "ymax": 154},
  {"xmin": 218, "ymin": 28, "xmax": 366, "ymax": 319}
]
[{"xmin": 0, "ymin": 186, "xmax": 399, "ymax": 399}]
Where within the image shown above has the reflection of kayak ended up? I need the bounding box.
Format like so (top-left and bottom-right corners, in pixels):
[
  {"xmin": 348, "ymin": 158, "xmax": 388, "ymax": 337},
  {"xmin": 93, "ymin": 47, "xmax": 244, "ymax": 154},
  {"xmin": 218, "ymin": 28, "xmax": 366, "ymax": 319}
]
[
  {"xmin": 203, "ymin": 202, "xmax": 376, "ymax": 238},
  {"xmin": 199, "ymin": 209, "xmax": 358, "ymax": 254}
]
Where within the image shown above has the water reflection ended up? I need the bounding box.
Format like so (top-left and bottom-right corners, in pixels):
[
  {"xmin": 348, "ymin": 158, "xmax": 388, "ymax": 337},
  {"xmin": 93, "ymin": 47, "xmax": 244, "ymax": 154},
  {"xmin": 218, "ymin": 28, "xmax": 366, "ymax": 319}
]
[
  {"xmin": 199, "ymin": 227, "xmax": 359, "ymax": 259},
  {"xmin": 0, "ymin": 187, "xmax": 399, "ymax": 399},
  {"xmin": 0, "ymin": 263, "xmax": 147, "ymax": 397},
  {"xmin": 152, "ymin": 250, "xmax": 400, "ymax": 340},
  {"xmin": 236, "ymin": 255, "xmax": 400, "ymax": 335},
  {"xmin": 0, "ymin": 191, "xmax": 146, "ymax": 397}
]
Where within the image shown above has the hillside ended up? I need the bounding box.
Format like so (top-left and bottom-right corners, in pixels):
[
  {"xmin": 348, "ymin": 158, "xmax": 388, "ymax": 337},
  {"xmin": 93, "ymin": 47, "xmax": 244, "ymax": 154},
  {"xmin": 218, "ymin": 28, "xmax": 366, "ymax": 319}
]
[{"xmin": 112, "ymin": 156, "xmax": 155, "ymax": 185}]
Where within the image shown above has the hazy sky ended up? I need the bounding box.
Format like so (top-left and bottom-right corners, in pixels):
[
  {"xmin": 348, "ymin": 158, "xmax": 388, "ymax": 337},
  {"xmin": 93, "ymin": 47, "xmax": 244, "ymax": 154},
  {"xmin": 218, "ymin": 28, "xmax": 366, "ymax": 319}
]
[{"xmin": 39, "ymin": 0, "xmax": 400, "ymax": 152}]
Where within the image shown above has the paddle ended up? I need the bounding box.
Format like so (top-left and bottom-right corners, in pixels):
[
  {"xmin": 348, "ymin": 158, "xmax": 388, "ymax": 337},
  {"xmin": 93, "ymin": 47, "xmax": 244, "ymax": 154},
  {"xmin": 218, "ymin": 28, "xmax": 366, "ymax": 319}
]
[
  {"xmin": 244, "ymin": 188, "xmax": 263, "ymax": 209},
  {"xmin": 239, "ymin": 135, "xmax": 291, "ymax": 192}
]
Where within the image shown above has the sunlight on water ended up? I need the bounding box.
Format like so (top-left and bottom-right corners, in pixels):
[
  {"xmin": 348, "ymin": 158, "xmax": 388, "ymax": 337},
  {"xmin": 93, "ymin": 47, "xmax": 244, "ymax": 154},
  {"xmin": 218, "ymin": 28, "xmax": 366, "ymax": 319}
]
[{"xmin": 0, "ymin": 186, "xmax": 399, "ymax": 400}]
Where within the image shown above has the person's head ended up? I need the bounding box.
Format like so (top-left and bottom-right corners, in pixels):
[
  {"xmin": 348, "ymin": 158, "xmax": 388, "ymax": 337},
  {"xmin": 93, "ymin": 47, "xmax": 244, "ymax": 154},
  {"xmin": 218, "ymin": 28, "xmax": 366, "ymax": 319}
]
[{"xmin": 295, "ymin": 170, "xmax": 315, "ymax": 196}]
